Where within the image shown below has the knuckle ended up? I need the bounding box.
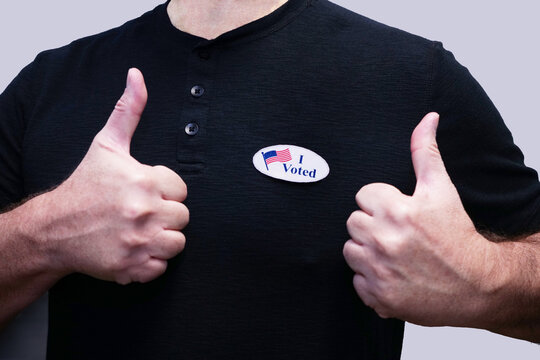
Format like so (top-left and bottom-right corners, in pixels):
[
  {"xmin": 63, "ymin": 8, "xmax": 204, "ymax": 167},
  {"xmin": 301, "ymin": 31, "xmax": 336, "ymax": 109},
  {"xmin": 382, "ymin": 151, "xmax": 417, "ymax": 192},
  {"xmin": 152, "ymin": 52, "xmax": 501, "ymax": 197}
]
[
  {"xmin": 114, "ymin": 94, "xmax": 131, "ymax": 114},
  {"xmin": 342, "ymin": 240, "xmax": 357, "ymax": 262},
  {"xmin": 357, "ymin": 183, "xmax": 384, "ymax": 196},
  {"xmin": 134, "ymin": 273, "xmax": 151, "ymax": 284},
  {"xmin": 153, "ymin": 165, "xmax": 188, "ymax": 201},
  {"xmin": 370, "ymin": 231, "xmax": 386, "ymax": 254},
  {"xmin": 178, "ymin": 177, "xmax": 188, "ymax": 198},
  {"xmin": 386, "ymin": 236, "xmax": 408, "ymax": 257},
  {"xmin": 353, "ymin": 278, "xmax": 376, "ymax": 310},
  {"xmin": 355, "ymin": 184, "xmax": 372, "ymax": 202},
  {"xmin": 356, "ymin": 183, "xmax": 393, "ymax": 207},
  {"xmin": 139, "ymin": 261, "xmax": 168, "ymax": 283},
  {"xmin": 108, "ymin": 256, "xmax": 129, "ymax": 273},
  {"xmin": 152, "ymin": 164, "xmax": 168, "ymax": 172},
  {"xmin": 374, "ymin": 307, "xmax": 392, "ymax": 319},
  {"xmin": 347, "ymin": 210, "xmax": 366, "ymax": 231},
  {"xmin": 114, "ymin": 271, "xmax": 132, "ymax": 285},
  {"xmin": 176, "ymin": 232, "xmax": 186, "ymax": 253},
  {"xmin": 120, "ymin": 199, "xmax": 153, "ymax": 221},
  {"xmin": 369, "ymin": 227, "xmax": 404, "ymax": 258},
  {"xmin": 388, "ymin": 200, "xmax": 412, "ymax": 223},
  {"xmin": 178, "ymin": 203, "xmax": 190, "ymax": 227},
  {"xmin": 368, "ymin": 296, "xmax": 390, "ymax": 318},
  {"xmin": 102, "ymin": 249, "xmax": 136, "ymax": 276},
  {"xmin": 346, "ymin": 211, "xmax": 359, "ymax": 229},
  {"xmin": 362, "ymin": 297, "xmax": 377, "ymax": 311},
  {"xmin": 352, "ymin": 274, "xmax": 364, "ymax": 291},
  {"xmin": 127, "ymin": 267, "xmax": 146, "ymax": 283},
  {"xmin": 92, "ymin": 131, "xmax": 107, "ymax": 146},
  {"xmin": 352, "ymin": 274, "xmax": 397, "ymax": 320},
  {"xmin": 92, "ymin": 131, "xmax": 120, "ymax": 154},
  {"xmin": 155, "ymin": 261, "xmax": 168, "ymax": 277},
  {"xmin": 358, "ymin": 182, "xmax": 376, "ymax": 194},
  {"xmin": 342, "ymin": 242, "xmax": 352, "ymax": 260},
  {"xmin": 361, "ymin": 295, "xmax": 376, "ymax": 310},
  {"xmin": 161, "ymin": 232, "xmax": 186, "ymax": 256},
  {"xmin": 370, "ymin": 264, "xmax": 389, "ymax": 288},
  {"xmin": 383, "ymin": 294, "xmax": 400, "ymax": 315},
  {"xmin": 374, "ymin": 283, "xmax": 389, "ymax": 303},
  {"xmin": 131, "ymin": 170, "xmax": 155, "ymax": 190},
  {"xmin": 373, "ymin": 285, "xmax": 400, "ymax": 319},
  {"xmin": 120, "ymin": 231, "xmax": 149, "ymax": 249},
  {"xmin": 153, "ymin": 165, "xmax": 177, "ymax": 180}
]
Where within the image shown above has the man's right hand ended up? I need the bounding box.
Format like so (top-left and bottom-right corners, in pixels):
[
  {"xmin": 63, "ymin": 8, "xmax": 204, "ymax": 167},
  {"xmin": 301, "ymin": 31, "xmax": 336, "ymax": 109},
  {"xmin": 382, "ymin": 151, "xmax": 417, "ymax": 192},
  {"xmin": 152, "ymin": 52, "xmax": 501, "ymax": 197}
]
[{"xmin": 42, "ymin": 68, "xmax": 188, "ymax": 285}]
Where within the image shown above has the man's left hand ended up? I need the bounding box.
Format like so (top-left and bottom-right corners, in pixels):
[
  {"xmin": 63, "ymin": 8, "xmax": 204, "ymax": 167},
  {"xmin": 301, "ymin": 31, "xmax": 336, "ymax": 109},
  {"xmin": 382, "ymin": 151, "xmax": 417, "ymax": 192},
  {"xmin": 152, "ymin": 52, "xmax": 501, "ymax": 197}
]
[{"xmin": 343, "ymin": 112, "xmax": 498, "ymax": 326}]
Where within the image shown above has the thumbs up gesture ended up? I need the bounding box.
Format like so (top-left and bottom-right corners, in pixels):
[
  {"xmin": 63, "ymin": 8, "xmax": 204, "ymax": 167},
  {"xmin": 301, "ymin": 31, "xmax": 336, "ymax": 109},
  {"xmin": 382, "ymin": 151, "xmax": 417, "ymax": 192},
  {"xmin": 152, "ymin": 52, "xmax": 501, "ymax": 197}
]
[
  {"xmin": 45, "ymin": 69, "xmax": 189, "ymax": 285},
  {"xmin": 344, "ymin": 113, "xmax": 497, "ymax": 326}
]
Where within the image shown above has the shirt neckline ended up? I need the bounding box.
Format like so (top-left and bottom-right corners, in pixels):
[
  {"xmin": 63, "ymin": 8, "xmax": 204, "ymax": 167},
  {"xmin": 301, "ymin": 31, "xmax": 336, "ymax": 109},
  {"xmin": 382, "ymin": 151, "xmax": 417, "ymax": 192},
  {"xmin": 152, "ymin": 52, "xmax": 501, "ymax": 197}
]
[{"xmin": 155, "ymin": 0, "xmax": 312, "ymax": 48}]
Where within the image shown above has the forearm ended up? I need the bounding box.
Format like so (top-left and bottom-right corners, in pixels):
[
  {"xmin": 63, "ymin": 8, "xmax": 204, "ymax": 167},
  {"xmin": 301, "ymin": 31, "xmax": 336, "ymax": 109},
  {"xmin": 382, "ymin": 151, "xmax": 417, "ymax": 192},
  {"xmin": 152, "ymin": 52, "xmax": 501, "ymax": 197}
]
[
  {"xmin": 0, "ymin": 193, "xmax": 66, "ymax": 329},
  {"xmin": 0, "ymin": 271, "xmax": 60, "ymax": 331},
  {"xmin": 0, "ymin": 69, "xmax": 188, "ymax": 328},
  {"xmin": 479, "ymin": 233, "xmax": 540, "ymax": 342}
]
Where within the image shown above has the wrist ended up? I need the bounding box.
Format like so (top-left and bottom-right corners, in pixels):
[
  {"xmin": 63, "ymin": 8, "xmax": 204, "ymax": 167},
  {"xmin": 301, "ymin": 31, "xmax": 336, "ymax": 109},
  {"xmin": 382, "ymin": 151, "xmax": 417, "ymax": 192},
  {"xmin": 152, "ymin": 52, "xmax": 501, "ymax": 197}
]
[
  {"xmin": 467, "ymin": 234, "xmax": 540, "ymax": 333},
  {"xmin": 13, "ymin": 190, "xmax": 72, "ymax": 279},
  {"xmin": 452, "ymin": 232, "xmax": 505, "ymax": 329}
]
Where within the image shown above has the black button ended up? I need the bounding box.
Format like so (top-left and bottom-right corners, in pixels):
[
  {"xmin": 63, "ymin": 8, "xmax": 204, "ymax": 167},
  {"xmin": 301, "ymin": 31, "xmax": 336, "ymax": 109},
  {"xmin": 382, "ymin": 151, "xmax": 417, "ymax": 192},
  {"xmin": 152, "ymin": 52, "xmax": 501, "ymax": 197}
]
[
  {"xmin": 198, "ymin": 51, "xmax": 210, "ymax": 60},
  {"xmin": 185, "ymin": 123, "xmax": 199, "ymax": 136},
  {"xmin": 191, "ymin": 85, "xmax": 205, "ymax": 98}
]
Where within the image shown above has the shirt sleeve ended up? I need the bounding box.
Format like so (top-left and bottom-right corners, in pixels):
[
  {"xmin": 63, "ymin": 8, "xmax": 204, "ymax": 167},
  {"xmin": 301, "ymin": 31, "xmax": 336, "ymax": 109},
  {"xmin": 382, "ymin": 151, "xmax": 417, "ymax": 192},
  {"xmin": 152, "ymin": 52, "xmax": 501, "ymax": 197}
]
[
  {"xmin": 0, "ymin": 62, "xmax": 36, "ymax": 211},
  {"xmin": 430, "ymin": 41, "xmax": 540, "ymax": 237}
]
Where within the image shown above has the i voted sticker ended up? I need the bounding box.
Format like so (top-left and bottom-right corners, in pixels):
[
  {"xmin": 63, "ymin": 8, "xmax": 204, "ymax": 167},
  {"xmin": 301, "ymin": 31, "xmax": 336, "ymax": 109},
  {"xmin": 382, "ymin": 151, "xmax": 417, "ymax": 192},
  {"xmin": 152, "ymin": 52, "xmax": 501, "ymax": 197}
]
[{"xmin": 253, "ymin": 145, "xmax": 329, "ymax": 183}]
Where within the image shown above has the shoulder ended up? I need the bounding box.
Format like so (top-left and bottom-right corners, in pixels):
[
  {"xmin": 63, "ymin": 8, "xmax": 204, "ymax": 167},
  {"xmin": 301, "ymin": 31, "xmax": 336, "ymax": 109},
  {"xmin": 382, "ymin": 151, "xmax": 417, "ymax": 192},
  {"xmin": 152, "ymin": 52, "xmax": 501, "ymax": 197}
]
[
  {"xmin": 308, "ymin": 0, "xmax": 436, "ymax": 56},
  {"xmin": 312, "ymin": 0, "xmax": 432, "ymax": 47},
  {"xmin": 32, "ymin": 5, "xmax": 159, "ymax": 73}
]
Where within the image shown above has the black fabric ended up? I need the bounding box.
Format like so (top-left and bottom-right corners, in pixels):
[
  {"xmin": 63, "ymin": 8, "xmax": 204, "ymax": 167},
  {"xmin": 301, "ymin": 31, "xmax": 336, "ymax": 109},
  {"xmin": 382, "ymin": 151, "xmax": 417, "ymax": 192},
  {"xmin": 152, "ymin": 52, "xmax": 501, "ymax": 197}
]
[{"xmin": 0, "ymin": 0, "xmax": 539, "ymax": 359}]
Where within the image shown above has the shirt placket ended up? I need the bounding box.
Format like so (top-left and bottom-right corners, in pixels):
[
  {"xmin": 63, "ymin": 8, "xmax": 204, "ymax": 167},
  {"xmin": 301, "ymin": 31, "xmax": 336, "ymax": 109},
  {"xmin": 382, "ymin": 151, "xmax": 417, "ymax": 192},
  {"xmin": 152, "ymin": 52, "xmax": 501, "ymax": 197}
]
[{"xmin": 176, "ymin": 44, "xmax": 218, "ymax": 170}]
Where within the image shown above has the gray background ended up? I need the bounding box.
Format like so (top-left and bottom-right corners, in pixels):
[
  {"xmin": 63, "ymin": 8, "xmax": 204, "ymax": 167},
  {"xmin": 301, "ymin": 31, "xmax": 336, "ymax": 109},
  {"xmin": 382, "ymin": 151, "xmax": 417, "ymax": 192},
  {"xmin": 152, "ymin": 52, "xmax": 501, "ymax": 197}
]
[{"xmin": 0, "ymin": 1, "xmax": 538, "ymax": 359}]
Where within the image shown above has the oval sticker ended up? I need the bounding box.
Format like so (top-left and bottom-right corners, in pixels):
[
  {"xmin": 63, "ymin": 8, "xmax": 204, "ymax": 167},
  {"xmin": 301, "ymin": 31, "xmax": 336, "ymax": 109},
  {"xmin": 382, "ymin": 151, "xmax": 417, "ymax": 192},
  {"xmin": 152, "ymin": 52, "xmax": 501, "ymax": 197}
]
[{"xmin": 252, "ymin": 145, "xmax": 330, "ymax": 183}]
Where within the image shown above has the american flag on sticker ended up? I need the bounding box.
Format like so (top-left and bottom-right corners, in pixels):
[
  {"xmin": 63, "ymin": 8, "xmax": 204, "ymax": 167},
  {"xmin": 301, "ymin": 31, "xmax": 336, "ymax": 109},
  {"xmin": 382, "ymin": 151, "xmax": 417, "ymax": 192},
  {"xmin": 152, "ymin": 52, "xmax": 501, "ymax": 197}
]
[{"xmin": 262, "ymin": 148, "xmax": 292, "ymax": 169}]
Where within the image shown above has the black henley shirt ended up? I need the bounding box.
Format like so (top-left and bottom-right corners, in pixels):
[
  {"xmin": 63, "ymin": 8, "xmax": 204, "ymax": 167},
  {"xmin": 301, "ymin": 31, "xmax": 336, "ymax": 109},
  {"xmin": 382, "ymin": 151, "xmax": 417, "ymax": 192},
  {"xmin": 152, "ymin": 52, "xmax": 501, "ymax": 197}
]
[{"xmin": 1, "ymin": 0, "xmax": 539, "ymax": 359}]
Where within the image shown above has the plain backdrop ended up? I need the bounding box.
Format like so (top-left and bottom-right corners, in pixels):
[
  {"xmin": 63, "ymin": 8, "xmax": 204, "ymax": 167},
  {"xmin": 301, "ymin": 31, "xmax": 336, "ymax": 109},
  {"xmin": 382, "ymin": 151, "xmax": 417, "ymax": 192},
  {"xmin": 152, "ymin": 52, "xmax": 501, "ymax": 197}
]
[{"xmin": 0, "ymin": 1, "xmax": 538, "ymax": 359}]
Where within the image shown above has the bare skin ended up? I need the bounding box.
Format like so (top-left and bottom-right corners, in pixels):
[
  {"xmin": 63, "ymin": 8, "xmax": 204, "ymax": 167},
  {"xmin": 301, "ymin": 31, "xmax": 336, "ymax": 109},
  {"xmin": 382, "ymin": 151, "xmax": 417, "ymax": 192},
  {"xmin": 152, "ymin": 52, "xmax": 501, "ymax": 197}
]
[
  {"xmin": 0, "ymin": 69, "xmax": 189, "ymax": 329},
  {"xmin": 0, "ymin": 1, "xmax": 286, "ymax": 330},
  {"xmin": 1, "ymin": 0, "xmax": 540, "ymax": 345},
  {"xmin": 344, "ymin": 113, "xmax": 540, "ymax": 342},
  {"xmin": 167, "ymin": 0, "xmax": 288, "ymax": 40}
]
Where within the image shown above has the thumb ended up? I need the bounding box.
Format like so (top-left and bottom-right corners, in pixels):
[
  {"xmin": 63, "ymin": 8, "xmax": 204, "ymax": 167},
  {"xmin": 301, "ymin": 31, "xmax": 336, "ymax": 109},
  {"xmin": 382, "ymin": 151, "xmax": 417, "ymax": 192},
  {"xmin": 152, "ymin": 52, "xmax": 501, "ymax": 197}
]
[
  {"xmin": 411, "ymin": 112, "xmax": 452, "ymax": 192},
  {"xmin": 101, "ymin": 68, "xmax": 147, "ymax": 153}
]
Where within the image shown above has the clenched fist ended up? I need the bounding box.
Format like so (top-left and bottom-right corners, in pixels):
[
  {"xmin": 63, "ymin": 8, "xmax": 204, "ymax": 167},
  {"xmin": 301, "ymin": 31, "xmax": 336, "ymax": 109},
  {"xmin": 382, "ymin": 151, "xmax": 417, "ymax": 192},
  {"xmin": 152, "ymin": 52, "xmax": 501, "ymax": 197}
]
[
  {"xmin": 43, "ymin": 68, "xmax": 189, "ymax": 285},
  {"xmin": 343, "ymin": 112, "xmax": 499, "ymax": 327}
]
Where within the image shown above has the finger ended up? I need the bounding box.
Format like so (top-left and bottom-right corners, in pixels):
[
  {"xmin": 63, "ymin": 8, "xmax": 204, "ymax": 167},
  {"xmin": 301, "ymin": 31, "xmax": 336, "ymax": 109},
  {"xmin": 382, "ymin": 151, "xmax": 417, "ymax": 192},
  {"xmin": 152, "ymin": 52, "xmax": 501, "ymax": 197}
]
[
  {"xmin": 100, "ymin": 68, "xmax": 148, "ymax": 153},
  {"xmin": 147, "ymin": 230, "xmax": 186, "ymax": 260},
  {"xmin": 410, "ymin": 112, "xmax": 452, "ymax": 192},
  {"xmin": 151, "ymin": 165, "xmax": 188, "ymax": 202},
  {"xmin": 129, "ymin": 258, "xmax": 168, "ymax": 283},
  {"xmin": 346, "ymin": 210, "xmax": 373, "ymax": 245},
  {"xmin": 353, "ymin": 274, "xmax": 379, "ymax": 312},
  {"xmin": 355, "ymin": 183, "xmax": 405, "ymax": 216},
  {"xmin": 159, "ymin": 200, "xmax": 190, "ymax": 230},
  {"xmin": 343, "ymin": 240, "xmax": 371, "ymax": 277}
]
